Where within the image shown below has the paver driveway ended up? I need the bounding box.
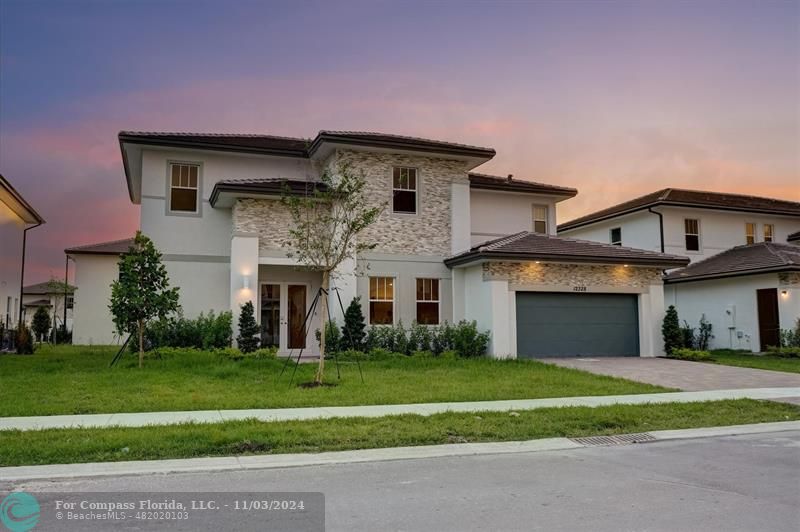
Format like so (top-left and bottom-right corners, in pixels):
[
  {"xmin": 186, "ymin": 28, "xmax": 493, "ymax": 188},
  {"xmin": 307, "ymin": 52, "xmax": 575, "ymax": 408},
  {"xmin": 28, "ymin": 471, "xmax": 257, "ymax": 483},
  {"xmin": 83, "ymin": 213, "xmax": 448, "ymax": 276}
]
[{"xmin": 543, "ymin": 357, "xmax": 800, "ymax": 391}]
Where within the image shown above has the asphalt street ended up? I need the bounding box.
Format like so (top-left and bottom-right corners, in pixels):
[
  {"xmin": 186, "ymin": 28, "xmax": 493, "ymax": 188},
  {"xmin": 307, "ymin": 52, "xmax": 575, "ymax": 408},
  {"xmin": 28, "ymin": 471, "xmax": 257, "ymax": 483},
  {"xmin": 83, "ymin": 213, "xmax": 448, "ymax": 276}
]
[{"xmin": 3, "ymin": 430, "xmax": 799, "ymax": 532}]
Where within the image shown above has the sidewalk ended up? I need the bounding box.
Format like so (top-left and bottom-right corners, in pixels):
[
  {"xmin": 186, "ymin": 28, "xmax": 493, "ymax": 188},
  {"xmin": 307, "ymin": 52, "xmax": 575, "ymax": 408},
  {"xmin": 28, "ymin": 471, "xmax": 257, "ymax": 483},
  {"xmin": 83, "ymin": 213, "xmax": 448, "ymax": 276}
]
[{"xmin": 2, "ymin": 387, "xmax": 799, "ymax": 432}]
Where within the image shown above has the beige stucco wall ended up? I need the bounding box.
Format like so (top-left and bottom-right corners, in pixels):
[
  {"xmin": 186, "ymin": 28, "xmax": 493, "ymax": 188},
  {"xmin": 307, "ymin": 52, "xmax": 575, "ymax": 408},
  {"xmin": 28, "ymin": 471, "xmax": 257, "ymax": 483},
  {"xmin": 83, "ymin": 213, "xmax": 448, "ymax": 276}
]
[
  {"xmin": 72, "ymin": 254, "xmax": 122, "ymax": 345},
  {"xmin": 483, "ymin": 262, "xmax": 663, "ymax": 289}
]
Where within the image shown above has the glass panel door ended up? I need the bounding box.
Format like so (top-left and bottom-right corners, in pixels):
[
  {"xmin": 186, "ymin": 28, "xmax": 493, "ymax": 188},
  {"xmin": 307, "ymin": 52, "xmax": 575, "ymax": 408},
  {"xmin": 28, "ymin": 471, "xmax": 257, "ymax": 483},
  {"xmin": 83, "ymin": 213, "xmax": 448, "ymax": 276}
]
[
  {"xmin": 260, "ymin": 284, "xmax": 280, "ymax": 348},
  {"xmin": 287, "ymin": 285, "xmax": 307, "ymax": 349}
]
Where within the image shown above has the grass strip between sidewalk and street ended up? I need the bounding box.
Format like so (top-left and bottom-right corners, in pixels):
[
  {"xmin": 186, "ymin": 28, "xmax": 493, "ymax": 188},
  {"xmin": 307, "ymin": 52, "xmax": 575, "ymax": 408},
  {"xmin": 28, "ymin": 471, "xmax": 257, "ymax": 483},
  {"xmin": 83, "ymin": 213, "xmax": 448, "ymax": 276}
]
[{"xmin": 1, "ymin": 399, "xmax": 798, "ymax": 467}]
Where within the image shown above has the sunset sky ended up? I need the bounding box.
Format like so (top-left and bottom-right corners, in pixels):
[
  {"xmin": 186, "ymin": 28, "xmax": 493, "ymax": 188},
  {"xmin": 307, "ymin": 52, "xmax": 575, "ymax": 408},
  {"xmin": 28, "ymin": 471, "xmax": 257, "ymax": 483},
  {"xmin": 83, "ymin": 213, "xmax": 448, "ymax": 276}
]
[{"xmin": 1, "ymin": 0, "xmax": 798, "ymax": 283}]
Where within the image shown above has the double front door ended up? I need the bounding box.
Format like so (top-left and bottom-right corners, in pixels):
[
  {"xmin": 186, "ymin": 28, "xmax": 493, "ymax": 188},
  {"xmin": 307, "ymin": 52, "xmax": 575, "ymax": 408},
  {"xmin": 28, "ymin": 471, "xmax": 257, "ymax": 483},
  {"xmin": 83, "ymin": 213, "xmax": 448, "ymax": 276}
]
[{"xmin": 260, "ymin": 283, "xmax": 309, "ymax": 352}]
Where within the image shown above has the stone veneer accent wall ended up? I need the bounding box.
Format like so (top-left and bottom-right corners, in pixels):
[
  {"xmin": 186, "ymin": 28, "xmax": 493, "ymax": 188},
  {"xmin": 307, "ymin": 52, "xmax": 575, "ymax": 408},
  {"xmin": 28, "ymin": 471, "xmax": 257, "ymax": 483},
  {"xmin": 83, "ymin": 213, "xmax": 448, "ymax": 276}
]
[
  {"xmin": 483, "ymin": 261, "xmax": 663, "ymax": 289},
  {"xmin": 331, "ymin": 149, "xmax": 470, "ymax": 256},
  {"xmin": 232, "ymin": 198, "xmax": 296, "ymax": 254}
]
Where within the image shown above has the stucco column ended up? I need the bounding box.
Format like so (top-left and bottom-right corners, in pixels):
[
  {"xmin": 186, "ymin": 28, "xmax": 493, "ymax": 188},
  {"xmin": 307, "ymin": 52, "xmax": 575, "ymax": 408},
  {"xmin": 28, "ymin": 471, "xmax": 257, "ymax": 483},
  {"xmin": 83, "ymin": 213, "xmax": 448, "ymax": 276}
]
[
  {"xmin": 451, "ymin": 181, "xmax": 471, "ymax": 255},
  {"xmin": 640, "ymin": 283, "xmax": 666, "ymax": 357},
  {"xmin": 330, "ymin": 256, "xmax": 357, "ymax": 323},
  {"xmin": 230, "ymin": 233, "xmax": 259, "ymax": 342},
  {"xmin": 451, "ymin": 268, "xmax": 465, "ymax": 322},
  {"xmin": 488, "ymin": 279, "xmax": 513, "ymax": 359}
]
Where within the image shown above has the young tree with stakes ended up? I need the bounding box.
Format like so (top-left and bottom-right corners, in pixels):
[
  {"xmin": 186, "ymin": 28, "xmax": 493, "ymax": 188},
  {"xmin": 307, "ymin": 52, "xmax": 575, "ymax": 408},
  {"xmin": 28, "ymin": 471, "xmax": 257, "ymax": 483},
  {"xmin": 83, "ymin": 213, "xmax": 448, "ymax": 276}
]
[
  {"xmin": 109, "ymin": 231, "xmax": 180, "ymax": 368},
  {"xmin": 281, "ymin": 162, "xmax": 383, "ymax": 384}
]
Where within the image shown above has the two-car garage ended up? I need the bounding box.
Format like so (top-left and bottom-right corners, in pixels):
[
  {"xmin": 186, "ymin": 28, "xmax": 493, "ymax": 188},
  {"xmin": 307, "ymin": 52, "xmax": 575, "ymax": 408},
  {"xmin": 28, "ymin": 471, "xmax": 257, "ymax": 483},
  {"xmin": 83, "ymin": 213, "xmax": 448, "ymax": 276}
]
[{"xmin": 515, "ymin": 292, "xmax": 640, "ymax": 358}]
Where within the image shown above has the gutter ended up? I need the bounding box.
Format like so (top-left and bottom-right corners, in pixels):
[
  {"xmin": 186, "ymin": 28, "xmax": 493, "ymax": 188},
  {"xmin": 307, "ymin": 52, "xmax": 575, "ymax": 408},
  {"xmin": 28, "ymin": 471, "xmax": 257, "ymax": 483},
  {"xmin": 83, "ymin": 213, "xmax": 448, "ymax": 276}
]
[
  {"xmin": 19, "ymin": 221, "xmax": 44, "ymax": 327},
  {"xmin": 648, "ymin": 207, "xmax": 665, "ymax": 253},
  {"xmin": 444, "ymin": 251, "xmax": 689, "ymax": 269}
]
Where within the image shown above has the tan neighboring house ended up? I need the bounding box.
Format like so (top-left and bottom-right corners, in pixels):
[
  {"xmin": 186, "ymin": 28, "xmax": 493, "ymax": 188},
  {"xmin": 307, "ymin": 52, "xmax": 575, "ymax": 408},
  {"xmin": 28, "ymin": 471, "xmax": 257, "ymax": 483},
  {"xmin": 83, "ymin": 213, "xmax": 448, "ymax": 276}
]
[
  {"xmin": 21, "ymin": 281, "xmax": 76, "ymax": 332},
  {"xmin": 0, "ymin": 174, "xmax": 45, "ymax": 334}
]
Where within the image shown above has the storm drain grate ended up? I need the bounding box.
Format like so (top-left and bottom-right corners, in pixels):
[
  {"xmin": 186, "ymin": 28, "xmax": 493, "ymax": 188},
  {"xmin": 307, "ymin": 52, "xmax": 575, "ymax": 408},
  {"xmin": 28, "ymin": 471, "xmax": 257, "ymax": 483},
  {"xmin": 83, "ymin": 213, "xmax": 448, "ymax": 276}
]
[{"xmin": 570, "ymin": 433, "xmax": 657, "ymax": 446}]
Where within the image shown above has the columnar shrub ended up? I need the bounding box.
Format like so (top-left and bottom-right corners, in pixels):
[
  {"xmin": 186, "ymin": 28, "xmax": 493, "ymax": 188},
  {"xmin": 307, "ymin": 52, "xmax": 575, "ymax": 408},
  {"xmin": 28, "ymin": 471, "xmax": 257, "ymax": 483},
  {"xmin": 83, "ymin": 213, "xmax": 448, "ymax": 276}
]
[
  {"xmin": 237, "ymin": 301, "xmax": 260, "ymax": 353},
  {"xmin": 31, "ymin": 306, "xmax": 51, "ymax": 342},
  {"xmin": 662, "ymin": 305, "xmax": 682, "ymax": 355},
  {"xmin": 341, "ymin": 297, "xmax": 366, "ymax": 351}
]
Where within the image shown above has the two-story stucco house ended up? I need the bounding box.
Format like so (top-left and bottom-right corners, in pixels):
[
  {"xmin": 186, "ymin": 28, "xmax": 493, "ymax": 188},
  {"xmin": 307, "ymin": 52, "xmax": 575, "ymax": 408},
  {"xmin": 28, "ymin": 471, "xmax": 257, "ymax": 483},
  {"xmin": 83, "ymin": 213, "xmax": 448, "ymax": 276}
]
[
  {"xmin": 67, "ymin": 130, "xmax": 689, "ymax": 358},
  {"xmin": 0, "ymin": 174, "xmax": 45, "ymax": 334},
  {"xmin": 558, "ymin": 189, "xmax": 800, "ymax": 352}
]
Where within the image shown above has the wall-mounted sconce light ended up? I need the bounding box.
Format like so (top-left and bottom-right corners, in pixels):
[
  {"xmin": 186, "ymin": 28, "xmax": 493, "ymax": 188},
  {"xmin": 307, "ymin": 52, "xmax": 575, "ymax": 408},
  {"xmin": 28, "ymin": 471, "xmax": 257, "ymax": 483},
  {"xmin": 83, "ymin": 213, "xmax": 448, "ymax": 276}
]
[
  {"xmin": 242, "ymin": 274, "xmax": 250, "ymax": 290},
  {"xmin": 781, "ymin": 290, "xmax": 788, "ymax": 297},
  {"xmin": 623, "ymin": 264, "xmax": 629, "ymax": 268}
]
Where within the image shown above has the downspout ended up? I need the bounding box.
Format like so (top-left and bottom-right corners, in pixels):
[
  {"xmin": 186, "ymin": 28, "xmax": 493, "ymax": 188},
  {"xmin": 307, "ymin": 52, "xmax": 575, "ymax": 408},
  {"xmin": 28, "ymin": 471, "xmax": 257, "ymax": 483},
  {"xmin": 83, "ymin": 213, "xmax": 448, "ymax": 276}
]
[
  {"xmin": 19, "ymin": 221, "xmax": 43, "ymax": 327},
  {"xmin": 647, "ymin": 207, "xmax": 664, "ymax": 253}
]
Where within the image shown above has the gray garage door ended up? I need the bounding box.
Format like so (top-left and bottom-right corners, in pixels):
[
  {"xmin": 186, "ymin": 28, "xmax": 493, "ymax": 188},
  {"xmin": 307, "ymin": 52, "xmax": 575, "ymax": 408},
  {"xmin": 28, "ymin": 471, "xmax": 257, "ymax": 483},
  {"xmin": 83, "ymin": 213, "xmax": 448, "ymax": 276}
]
[{"xmin": 516, "ymin": 292, "xmax": 639, "ymax": 358}]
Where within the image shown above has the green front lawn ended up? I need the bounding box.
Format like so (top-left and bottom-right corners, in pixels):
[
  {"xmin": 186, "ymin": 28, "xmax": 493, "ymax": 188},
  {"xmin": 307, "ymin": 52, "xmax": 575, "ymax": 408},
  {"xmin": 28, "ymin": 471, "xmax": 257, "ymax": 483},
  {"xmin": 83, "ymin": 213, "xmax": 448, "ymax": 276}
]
[
  {"xmin": 1, "ymin": 399, "xmax": 796, "ymax": 466},
  {"xmin": 708, "ymin": 350, "xmax": 800, "ymax": 374},
  {"xmin": 0, "ymin": 345, "xmax": 670, "ymax": 417}
]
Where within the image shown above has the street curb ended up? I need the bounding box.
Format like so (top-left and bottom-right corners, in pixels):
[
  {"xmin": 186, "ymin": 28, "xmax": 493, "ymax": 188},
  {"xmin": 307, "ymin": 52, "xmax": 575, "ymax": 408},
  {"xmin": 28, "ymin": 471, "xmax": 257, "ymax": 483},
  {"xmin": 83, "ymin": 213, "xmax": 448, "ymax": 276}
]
[{"xmin": 2, "ymin": 421, "xmax": 799, "ymax": 482}]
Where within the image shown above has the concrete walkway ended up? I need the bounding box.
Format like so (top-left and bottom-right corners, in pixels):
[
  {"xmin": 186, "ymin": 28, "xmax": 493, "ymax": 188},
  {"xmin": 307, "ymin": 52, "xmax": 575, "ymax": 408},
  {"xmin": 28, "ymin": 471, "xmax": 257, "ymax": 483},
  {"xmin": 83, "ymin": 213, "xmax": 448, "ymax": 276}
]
[
  {"xmin": 543, "ymin": 357, "xmax": 800, "ymax": 391},
  {"xmin": 2, "ymin": 387, "xmax": 799, "ymax": 432}
]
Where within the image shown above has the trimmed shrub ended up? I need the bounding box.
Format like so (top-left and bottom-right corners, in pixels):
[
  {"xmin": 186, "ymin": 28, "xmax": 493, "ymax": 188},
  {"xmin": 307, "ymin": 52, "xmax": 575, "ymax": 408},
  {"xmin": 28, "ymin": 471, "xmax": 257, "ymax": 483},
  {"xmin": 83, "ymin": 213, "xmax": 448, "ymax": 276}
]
[
  {"xmin": 55, "ymin": 323, "xmax": 72, "ymax": 344},
  {"xmin": 316, "ymin": 320, "xmax": 342, "ymax": 355},
  {"xmin": 341, "ymin": 297, "xmax": 366, "ymax": 351},
  {"xmin": 780, "ymin": 319, "xmax": 800, "ymax": 348},
  {"xmin": 236, "ymin": 301, "xmax": 260, "ymax": 353},
  {"xmin": 364, "ymin": 320, "xmax": 489, "ymax": 358},
  {"xmin": 667, "ymin": 348, "xmax": 712, "ymax": 361},
  {"xmin": 132, "ymin": 310, "xmax": 233, "ymax": 351},
  {"xmin": 31, "ymin": 307, "xmax": 50, "ymax": 342},
  {"xmin": 662, "ymin": 305, "xmax": 682, "ymax": 355},
  {"xmin": 766, "ymin": 346, "xmax": 800, "ymax": 358}
]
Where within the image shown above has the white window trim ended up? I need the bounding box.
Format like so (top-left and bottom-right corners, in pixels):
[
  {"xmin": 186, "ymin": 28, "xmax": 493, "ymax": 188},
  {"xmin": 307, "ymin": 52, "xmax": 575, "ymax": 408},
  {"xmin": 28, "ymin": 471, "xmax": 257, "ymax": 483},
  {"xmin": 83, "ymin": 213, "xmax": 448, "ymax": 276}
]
[
  {"xmin": 368, "ymin": 276, "xmax": 396, "ymax": 325},
  {"xmin": 745, "ymin": 221, "xmax": 756, "ymax": 244},
  {"xmin": 391, "ymin": 166, "xmax": 419, "ymax": 216},
  {"xmin": 166, "ymin": 160, "xmax": 203, "ymax": 217},
  {"xmin": 532, "ymin": 204, "xmax": 548, "ymax": 234},
  {"xmin": 763, "ymin": 223, "xmax": 774, "ymax": 242},
  {"xmin": 684, "ymin": 218, "xmax": 702, "ymax": 253},
  {"xmin": 610, "ymin": 227, "xmax": 622, "ymax": 246},
  {"xmin": 414, "ymin": 277, "xmax": 441, "ymax": 325}
]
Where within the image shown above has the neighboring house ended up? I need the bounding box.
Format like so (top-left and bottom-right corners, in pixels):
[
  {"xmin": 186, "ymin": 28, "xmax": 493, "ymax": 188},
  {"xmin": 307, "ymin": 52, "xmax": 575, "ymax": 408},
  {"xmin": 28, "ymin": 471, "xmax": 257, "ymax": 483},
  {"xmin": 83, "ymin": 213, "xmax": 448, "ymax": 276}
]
[
  {"xmin": 559, "ymin": 188, "xmax": 800, "ymax": 353},
  {"xmin": 558, "ymin": 188, "xmax": 800, "ymax": 262},
  {"xmin": 21, "ymin": 281, "xmax": 76, "ymax": 332},
  {"xmin": 71, "ymin": 130, "xmax": 689, "ymax": 358},
  {"xmin": 664, "ymin": 243, "xmax": 800, "ymax": 352},
  {"xmin": 65, "ymin": 238, "xmax": 133, "ymax": 345},
  {"xmin": 0, "ymin": 174, "xmax": 45, "ymax": 332}
]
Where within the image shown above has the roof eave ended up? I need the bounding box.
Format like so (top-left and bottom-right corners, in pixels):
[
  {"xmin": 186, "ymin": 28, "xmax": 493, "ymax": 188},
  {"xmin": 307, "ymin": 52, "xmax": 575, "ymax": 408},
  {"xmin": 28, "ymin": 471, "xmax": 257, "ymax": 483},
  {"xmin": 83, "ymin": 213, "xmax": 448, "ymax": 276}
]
[
  {"xmin": 445, "ymin": 251, "xmax": 689, "ymax": 269},
  {"xmin": 469, "ymin": 182, "xmax": 578, "ymax": 198},
  {"xmin": 0, "ymin": 174, "xmax": 46, "ymax": 224},
  {"xmin": 308, "ymin": 132, "xmax": 496, "ymax": 160},
  {"xmin": 117, "ymin": 134, "xmax": 308, "ymax": 158},
  {"xmin": 664, "ymin": 264, "xmax": 800, "ymax": 284}
]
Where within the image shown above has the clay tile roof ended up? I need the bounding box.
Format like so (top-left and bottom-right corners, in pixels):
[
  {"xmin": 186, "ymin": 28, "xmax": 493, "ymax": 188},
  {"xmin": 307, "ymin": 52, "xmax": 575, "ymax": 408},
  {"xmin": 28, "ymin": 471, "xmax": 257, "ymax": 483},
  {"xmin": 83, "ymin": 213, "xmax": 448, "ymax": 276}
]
[
  {"xmin": 310, "ymin": 130, "xmax": 496, "ymax": 158},
  {"xmin": 468, "ymin": 173, "xmax": 577, "ymax": 197},
  {"xmin": 559, "ymin": 188, "xmax": 800, "ymax": 232},
  {"xmin": 445, "ymin": 231, "xmax": 690, "ymax": 268},
  {"xmin": 23, "ymin": 282, "xmax": 76, "ymax": 295},
  {"xmin": 65, "ymin": 237, "xmax": 135, "ymax": 256},
  {"xmin": 664, "ymin": 242, "xmax": 800, "ymax": 283},
  {"xmin": 209, "ymin": 178, "xmax": 328, "ymax": 207},
  {"xmin": 118, "ymin": 131, "xmax": 310, "ymax": 156}
]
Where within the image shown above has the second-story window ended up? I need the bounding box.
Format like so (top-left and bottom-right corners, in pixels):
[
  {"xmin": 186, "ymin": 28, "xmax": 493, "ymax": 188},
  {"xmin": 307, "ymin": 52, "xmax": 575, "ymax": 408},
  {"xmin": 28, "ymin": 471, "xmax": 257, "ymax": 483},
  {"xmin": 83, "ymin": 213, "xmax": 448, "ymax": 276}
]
[
  {"xmin": 684, "ymin": 218, "xmax": 700, "ymax": 251},
  {"xmin": 764, "ymin": 224, "xmax": 774, "ymax": 242},
  {"xmin": 392, "ymin": 167, "xmax": 417, "ymax": 214},
  {"xmin": 369, "ymin": 277, "xmax": 394, "ymax": 325},
  {"xmin": 610, "ymin": 227, "xmax": 622, "ymax": 246},
  {"xmin": 532, "ymin": 205, "xmax": 548, "ymax": 234},
  {"xmin": 745, "ymin": 222, "xmax": 756, "ymax": 244},
  {"xmin": 169, "ymin": 163, "xmax": 200, "ymax": 213}
]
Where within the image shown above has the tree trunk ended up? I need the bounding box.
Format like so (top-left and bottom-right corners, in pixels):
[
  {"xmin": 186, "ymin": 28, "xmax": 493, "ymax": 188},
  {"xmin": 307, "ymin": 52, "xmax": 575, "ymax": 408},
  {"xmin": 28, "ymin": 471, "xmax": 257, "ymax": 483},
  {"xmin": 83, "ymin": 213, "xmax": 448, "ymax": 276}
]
[
  {"xmin": 138, "ymin": 320, "xmax": 144, "ymax": 369},
  {"xmin": 316, "ymin": 270, "xmax": 330, "ymax": 384}
]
